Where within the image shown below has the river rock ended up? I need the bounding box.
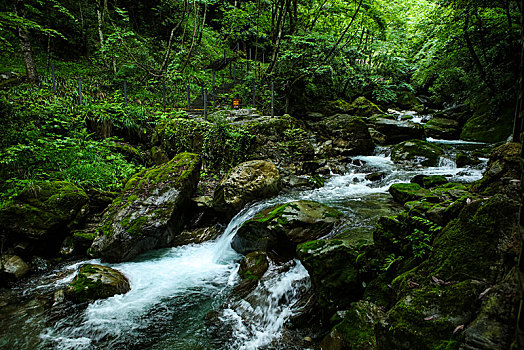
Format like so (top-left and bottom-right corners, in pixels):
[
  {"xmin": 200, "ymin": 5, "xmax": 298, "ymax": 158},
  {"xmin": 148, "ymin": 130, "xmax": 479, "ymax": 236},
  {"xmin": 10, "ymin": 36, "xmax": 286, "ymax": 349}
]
[
  {"xmin": 388, "ymin": 183, "xmax": 432, "ymax": 204},
  {"xmin": 372, "ymin": 118, "xmax": 425, "ymax": 144},
  {"xmin": 296, "ymin": 239, "xmax": 362, "ymax": 311},
  {"xmin": 231, "ymin": 200, "xmax": 343, "ymax": 256},
  {"xmin": 460, "ymin": 104, "xmax": 513, "ymax": 143},
  {"xmin": 423, "ymin": 117, "xmax": 460, "ymax": 140},
  {"xmin": 312, "ymin": 114, "xmax": 375, "ymax": 156},
  {"xmin": 172, "ymin": 225, "xmax": 223, "ymax": 246},
  {"xmin": 391, "ymin": 139, "xmax": 444, "ymax": 167},
  {"xmin": 0, "ymin": 255, "xmax": 30, "ymax": 283},
  {"xmin": 455, "ymin": 152, "xmax": 481, "ymax": 168},
  {"xmin": 65, "ymin": 264, "xmax": 130, "ymax": 303},
  {"xmin": 410, "ymin": 175, "xmax": 449, "ymax": 189},
  {"xmin": 239, "ymin": 251, "xmax": 269, "ymax": 280},
  {"xmin": 0, "ymin": 181, "xmax": 89, "ymax": 257},
  {"xmin": 90, "ymin": 152, "xmax": 201, "ymax": 262},
  {"xmin": 213, "ymin": 160, "xmax": 281, "ymax": 218}
]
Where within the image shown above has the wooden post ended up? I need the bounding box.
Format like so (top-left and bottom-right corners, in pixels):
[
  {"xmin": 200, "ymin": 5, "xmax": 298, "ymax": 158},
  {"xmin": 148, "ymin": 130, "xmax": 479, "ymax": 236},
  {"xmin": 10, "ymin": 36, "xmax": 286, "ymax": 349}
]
[
  {"xmin": 78, "ymin": 78, "xmax": 82, "ymax": 105},
  {"xmin": 249, "ymin": 48, "xmax": 252, "ymax": 60},
  {"xmin": 163, "ymin": 81, "xmax": 166, "ymax": 111},
  {"xmin": 51, "ymin": 63, "xmax": 56, "ymax": 95},
  {"xmin": 271, "ymin": 82, "xmax": 274, "ymax": 118},
  {"xmin": 187, "ymin": 84, "xmax": 190, "ymax": 109},
  {"xmin": 124, "ymin": 80, "xmax": 128, "ymax": 107},
  {"xmin": 204, "ymin": 89, "xmax": 208, "ymax": 120},
  {"xmin": 252, "ymin": 79, "xmax": 256, "ymax": 108}
]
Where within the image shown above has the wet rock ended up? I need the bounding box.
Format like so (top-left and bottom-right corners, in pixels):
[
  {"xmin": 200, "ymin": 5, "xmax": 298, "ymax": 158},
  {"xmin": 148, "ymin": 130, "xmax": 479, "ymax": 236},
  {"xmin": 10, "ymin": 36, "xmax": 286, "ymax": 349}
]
[
  {"xmin": 423, "ymin": 117, "xmax": 460, "ymax": 140},
  {"xmin": 455, "ymin": 152, "xmax": 481, "ymax": 168},
  {"xmin": 320, "ymin": 301, "xmax": 386, "ymax": 350},
  {"xmin": 0, "ymin": 255, "xmax": 30, "ymax": 283},
  {"xmin": 238, "ymin": 251, "xmax": 269, "ymax": 280},
  {"xmin": 90, "ymin": 152, "xmax": 201, "ymax": 262},
  {"xmin": 461, "ymin": 267, "xmax": 519, "ymax": 350},
  {"xmin": 231, "ymin": 200, "xmax": 343, "ymax": 256},
  {"xmin": 213, "ymin": 160, "xmax": 281, "ymax": 218},
  {"xmin": 372, "ymin": 118, "xmax": 424, "ymax": 144},
  {"xmin": 388, "ymin": 183, "xmax": 432, "ymax": 204},
  {"xmin": 410, "ymin": 175, "xmax": 449, "ymax": 189},
  {"xmin": 296, "ymin": 239, "xmax": 362, "ymax": 311},
  {"xmin": 396, "ymin": 91, "xmax": 424, "ymax": 112},
  {"xmin": 348, "ymin": 96, "xmax": 384, "ymax": 118},
  {"xmin": 65, "ymin": 264, "xmax": 130, "ymax": 303},
  {"xmin": 391, "ymin": 139, "xmax": 444, "ymax": 167},
  {"xmin": 365, "ymin": 172, "xmax": 387, "ymax": 182},
  {"xmin": 59, "ymin": 236, "xmax": 75, "ymax": 257},
  {"xmin": 172, "ymin": 225, "xmax": 223, "ymax": 246},
  {"xmin": 0, "ymin": 181, "xmax": 89, "ymax": 257},
  {"xmin": 312, "ymin": 114, "xmax": 375, "ymax": 156}
]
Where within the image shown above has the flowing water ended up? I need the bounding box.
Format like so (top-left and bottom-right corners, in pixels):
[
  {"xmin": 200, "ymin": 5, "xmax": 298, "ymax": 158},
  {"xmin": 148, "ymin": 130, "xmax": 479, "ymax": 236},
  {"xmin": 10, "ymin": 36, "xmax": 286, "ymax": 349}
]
[{"xmin": 0, "ymin": 136, "xmax": 489, "ymax": 349}]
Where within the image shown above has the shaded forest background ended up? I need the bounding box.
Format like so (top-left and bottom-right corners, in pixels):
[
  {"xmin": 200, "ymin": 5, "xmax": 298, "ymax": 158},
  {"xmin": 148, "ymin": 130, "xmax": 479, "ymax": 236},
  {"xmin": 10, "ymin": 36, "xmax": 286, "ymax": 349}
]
[{"xmin": 0, "ymin": 0, "xmax": 522, "ymax": 202}]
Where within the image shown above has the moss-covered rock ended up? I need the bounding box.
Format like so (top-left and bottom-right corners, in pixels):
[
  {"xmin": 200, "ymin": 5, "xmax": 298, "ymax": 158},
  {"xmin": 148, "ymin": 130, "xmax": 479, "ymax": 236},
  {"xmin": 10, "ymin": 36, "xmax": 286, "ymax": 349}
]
[
  {"xmin": 410, "ymin": 175, "xmax": 449, "ymax": 189},
  {"xmin": 65, "ymin": 264, "xmax": 130, "ymax": 303},
  {"xmin": 423, "ymin": 118, "xmax": 460, "ymax": 140},
  {"xmin": 372, "ymin": 118, "xmax": 425, "ymax": 145},
  {"xmin": 455, "ymin": 152, "xmax": 481, "ymax": 168},
  {"xmin": 172, "ymin": 225, "xmax": 223, "ymax": 246},
  {"xmin": 238, "ymin": 251, "xmax": 269, "ymax": 280},
  {"xmin": 349, "ymin": 96, "xmax": 383, "ymax": 118},
  {"xmin": 320, "ymin": 301, "xmax": 386, "ymax": 350},
  {"xmin": 231, "ymin": 200, "xmax": 343, "ymax": 256},
  {"xmin": 0, "ymin": 181, "xmax": 89, "ymax": 257},
  {"xmin": 471, "ymin": 142, "xmax": 521, "ymax": 196},
  {"xmin": 460, "ymin": 104, "xmax": 513, "ymax": 143},
  {"xmin": 90, "ymin": 152, "xmax": 201, "ymax": 262},
  {"xmin": 213, "ymin": 160, "xmax": 281, "ymax": 218},
  {"xmin": 391, "ymin": 139, "xmax": 444, "ymax": 167},
  {"xmin": 296, "ymin": 239, "xmax": 362, "ymax": 311},
  {"xmin": 313, "ymin": 114, "xmax": 375, "ymax": 156},
  {"xmin": 388, "ymin": 183, "xmax": 432, "ymax": 204},
  {"xmin": 396, "ymin": 91, "xmax": 424, "ymax": 112},
  {"xmin": 376, "ymin": 280, "xmax": 483, "ymax": 350}
]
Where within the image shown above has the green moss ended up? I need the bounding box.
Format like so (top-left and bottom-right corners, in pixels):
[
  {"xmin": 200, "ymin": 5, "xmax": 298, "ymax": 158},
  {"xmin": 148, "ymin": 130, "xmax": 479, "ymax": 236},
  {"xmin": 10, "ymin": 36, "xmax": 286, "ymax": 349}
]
[
  {"xmin": 125, "ymin": 216, "xmax": 148, "ymax": 235},
  {"xmin": 392, "ymin": 139, "xmax": 444, "ymax": 166},
  {"xmin": 73, "ymin": 231, "xmax": 96, "ymax": 241},
  {"xmin": 297, "ymin": 239, "xmax": 327, "ymax": 253}
]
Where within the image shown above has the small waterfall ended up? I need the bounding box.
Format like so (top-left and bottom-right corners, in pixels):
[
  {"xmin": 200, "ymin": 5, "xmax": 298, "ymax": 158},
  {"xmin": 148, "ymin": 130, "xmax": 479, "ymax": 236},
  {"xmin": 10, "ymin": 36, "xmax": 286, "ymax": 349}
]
[{"xmin": 438, "ymin": 157, "xmax": 456, "ymax": 168}]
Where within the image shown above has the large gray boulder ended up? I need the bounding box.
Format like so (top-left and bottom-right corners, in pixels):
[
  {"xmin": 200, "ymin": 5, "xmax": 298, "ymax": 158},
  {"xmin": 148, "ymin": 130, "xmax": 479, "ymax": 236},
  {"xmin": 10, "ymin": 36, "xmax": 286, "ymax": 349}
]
[
  {"xmin": 90, "ymin": 152, "xmax": 201, "ymax": 262},
  {"xmin": 312, "ymin": 114, "xmax": 375, "ymax": 156},
  {"xmin": 391, "ymin": 139, "xmax": 444, "ymax": 167},
  {"xmin": 372, "ymin": 118, "xmax": 425, "ymax": 144},
  {"xmin": 213, "ymin": 160, "xmax": 281, "ymax": 218},
  {"xmin": 231, "ymin": 200, "xmax": 343, "ymax": 256},
  {"xmin": 65, "ymin": 264, "xmax": 130, "ymax": 303}
]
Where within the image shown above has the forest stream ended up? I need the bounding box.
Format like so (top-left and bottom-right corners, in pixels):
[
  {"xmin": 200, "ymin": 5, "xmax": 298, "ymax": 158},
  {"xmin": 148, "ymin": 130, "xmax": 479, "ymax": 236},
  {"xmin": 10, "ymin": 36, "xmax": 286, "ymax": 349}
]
[{"xmin": 0, "ymin": 115, "xmax": 489, "ymax": 349}]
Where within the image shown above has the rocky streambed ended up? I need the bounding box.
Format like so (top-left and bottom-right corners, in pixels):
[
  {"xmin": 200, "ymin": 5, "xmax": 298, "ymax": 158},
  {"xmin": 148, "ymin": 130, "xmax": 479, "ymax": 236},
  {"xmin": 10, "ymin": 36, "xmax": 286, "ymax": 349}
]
[{"xmin": 0, "ymin": 99, "xmax": 520, "ymax": 349}]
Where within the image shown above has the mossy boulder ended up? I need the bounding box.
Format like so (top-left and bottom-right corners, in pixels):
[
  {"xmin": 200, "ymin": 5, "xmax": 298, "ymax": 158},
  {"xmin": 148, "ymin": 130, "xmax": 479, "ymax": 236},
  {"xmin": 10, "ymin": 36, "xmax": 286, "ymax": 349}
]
[
  {"xmin": 320, "ymin": 301, "xmax": 386, "ymax": 350},
  {"xmin": 238, "ymin": 251, "xmax": 269, "ymax": 280},
  {"xmin": 231, "ymin": 200, "xmax": 343, "ymax": 256},
  {"xmin": 372, "ymin": 118, "xmax": 425, "ymax": 144},
  {"xmin": 410, "ymin": 175, "xmax": 449, "ymax": 189},
  {"xmin": 396, "ymin": 91, "xmax": 424, "ymax": 112},
  {"xmin": 455, "ymin": 152, "xmax": 481, "ymax": 168},
  {"xmin": 423, "ymin": 117, "xmax": 460, "ymax": 140},
  {"xmin": 296, "ymin": 239, "xmax": 362, "ymax": 311},
  {"xmin": 388, "ymin": 183, "xmax": 432, "ymax": 204},
  {"xmin": 391, "ymin": 139, "xmax": 444, "ymax": 167},
  {"xmin": 471, "ymin": 142, "xmax": 521, "ymax": 196},
  {"xmin": 0, "ymin": 181, "xmax": 89, "ymax": 256},
  {"xmin": 172, "ymin": 225, "xmax": 223, "ymax": 246},
  {"xmin": 313, "ymin": 114, "xmax": 375, "ymax": 156},
  {"xmin": 90, "ymin": 152, "xmax": 201, "ymax": 262},
  {"xmin": 349, "ymin": 96, "xmax": 383, "ymax": 118},
  {"xmin": 460, "ymin": 104, "xmax": 513, "ymax": 143},
  {"xmin": 65, "ymin": 264, "xmax": 130, "ymax": 303},
  {"xmin": 213, "ymin": 160, "xmax": 281, "ymax": 218},
  {"xmin": 376, "ymin": 280, "xmax": 484, "ymax": 349}
]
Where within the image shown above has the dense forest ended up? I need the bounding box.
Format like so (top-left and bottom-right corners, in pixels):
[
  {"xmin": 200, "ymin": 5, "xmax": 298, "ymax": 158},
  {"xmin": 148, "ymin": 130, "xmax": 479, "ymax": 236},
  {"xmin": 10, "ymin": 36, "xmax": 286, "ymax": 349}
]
[{"xmin": 0, "ymin": 0, "xmax": 523, "ymax": 349}]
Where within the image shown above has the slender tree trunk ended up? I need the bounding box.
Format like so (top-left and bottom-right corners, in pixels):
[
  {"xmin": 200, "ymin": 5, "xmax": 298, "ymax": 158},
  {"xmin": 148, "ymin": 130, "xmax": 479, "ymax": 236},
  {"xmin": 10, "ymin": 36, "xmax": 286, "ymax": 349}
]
[
  {"xmin": 14, "ymin": 1, "xmax": 38, "ymax": 82},
  {"xmin": 266, "ymin": 0, "xmax": 288, "ymax": 75}
]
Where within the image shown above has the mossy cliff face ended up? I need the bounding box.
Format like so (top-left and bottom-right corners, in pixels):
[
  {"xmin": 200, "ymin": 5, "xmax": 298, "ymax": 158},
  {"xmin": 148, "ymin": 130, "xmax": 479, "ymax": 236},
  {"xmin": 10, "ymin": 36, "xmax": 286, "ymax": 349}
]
[
  {"xmin": 231, "ymin": 200, "xmax": 343, "ymax": 256},
  {"xmin": 90, "ymin": 152, "xmax": 201, "ymax": 262},
  {"xmin": 0, "ymin": 181, "xmax": 89, "ymax": 257},
  {"xmin": 213, "ymin": 160, "xmax": 281, "ymax": 219},
  {"xmin": 460, "ymin": 103, "xmax": 514, "ymax": 143},
  {"xmin": 65, "ymin": 264, "xmax": 130, "ymax": 303}
]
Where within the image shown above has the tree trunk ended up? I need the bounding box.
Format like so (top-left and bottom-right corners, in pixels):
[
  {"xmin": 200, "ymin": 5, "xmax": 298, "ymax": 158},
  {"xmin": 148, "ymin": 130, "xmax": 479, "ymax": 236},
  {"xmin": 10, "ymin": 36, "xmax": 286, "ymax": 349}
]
[{"xmin": 14, "ymin": 1, "xmax": 38, "ymax": 82}]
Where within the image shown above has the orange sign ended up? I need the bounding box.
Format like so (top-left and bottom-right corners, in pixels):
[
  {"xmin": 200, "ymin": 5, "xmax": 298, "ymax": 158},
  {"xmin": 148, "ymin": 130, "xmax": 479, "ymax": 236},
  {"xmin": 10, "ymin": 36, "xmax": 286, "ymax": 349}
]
[{"xmin": 232, "ymin": 98, "xmax": 242, "ymax": 109}]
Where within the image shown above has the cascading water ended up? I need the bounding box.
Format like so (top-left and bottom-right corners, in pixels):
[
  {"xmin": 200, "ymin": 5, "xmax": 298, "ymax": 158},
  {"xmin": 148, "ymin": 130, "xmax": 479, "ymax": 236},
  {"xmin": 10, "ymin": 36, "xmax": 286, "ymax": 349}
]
[{"xmin": 0, "ymin": 136, "xmax": 489, "ymax": 350}]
